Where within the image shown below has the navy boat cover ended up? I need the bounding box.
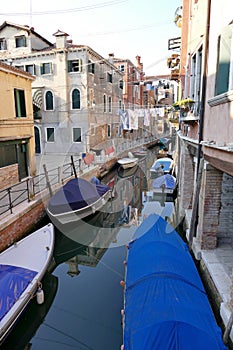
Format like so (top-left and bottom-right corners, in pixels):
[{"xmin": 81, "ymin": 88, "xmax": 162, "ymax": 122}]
[
  {"xmin": 123, "ymin": 214, "xmax": 227, "ymax": 350},
  {"xmin": 0, "ymin": 265, "xmax": 36, "ymax": 321},
  {"xmin": 48, "ymin": 178, "xmax": 110, "ymax": 215}
]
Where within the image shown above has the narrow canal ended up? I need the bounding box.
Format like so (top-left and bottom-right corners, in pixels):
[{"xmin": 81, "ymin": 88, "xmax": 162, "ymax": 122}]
[{"xmin": 2, "ymin": 147, "xmax": 180, "ymax": 350}]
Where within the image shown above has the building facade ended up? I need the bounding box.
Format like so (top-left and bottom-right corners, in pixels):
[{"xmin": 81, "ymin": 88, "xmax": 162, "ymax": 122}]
[
  {"xmin": 0, "ymin": 61, "xmax": 35, "ymax": 189},
  {"xmin": 0, "ymin": 22, "xmax": 124, "ymax": 157},
  {"xmin": 173, "ymin": 0, "xmax": 233, "ymax": 342}
]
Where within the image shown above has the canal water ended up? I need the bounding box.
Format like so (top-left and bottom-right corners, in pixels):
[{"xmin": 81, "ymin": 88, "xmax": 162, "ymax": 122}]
[{"xmin": 2, "ymin": 147, "xmax": 179, "ymax": 350}]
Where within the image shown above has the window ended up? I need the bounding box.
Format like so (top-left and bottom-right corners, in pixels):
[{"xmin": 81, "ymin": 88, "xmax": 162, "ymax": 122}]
[
  {"xmin": 14, "ymin": 89, "xmax": 26, "ymax": 118},
  {"xmin": 45, "ymin": 91, "xmax": 54, "ymax": 110},
  {"xmin": 46, "ymin": 128, "xmax": 55, "ymax": 142},
  {"xmin": 107, "ymin": 72, "xmax": 113, "ymax": 83},
  {"xmin": 0, "ymin": 38, "xmax": 7, "ymax": 50},
  {"xmin": 14, "ymin": 65, "xmax": 24, "ymax": 71},
  {"xmin": 118, "ymin": 65, "xmax": 125, "ymax": 72},
  {"xmin": 68, "ymin": 59, "xmax": 82, "ymax": 72},
  {"xmin": 108, "ymin": 96, "xmax": 112, "ymax": 113},
  {"xmin": 71, "ymin": 89, "xmax": 81, "ymax": 109},
  {"xmin": 73, "ymin": 128, "xmax": 82, "ymax": 142},
  {"xmin": 103, "ymin": 94, "xmax": 106, "ymax": 113},
  {"xmin": 119, "ymin": 80, "xmax": 124, "ymax": 89},
  {"xmin": 215, "ymin": 23, "xmax": 233, "ymax": 95},
  {"xmin": 119, "ymin": 100, "xmax": 122, "ymax": 110},
  {"xmin": 15, "ymin": 35, "xmax": 27, "ymax": 48},
  {"xmin": 88, "ymin": 60, "xmax": 95, "ymax": 74},
  {"xmin": 107, "ymin": 124, "xmax": 111, "ymax": 138},
  {"xmin": 40, "ymin": 62, "xmax": 52, "ymax": 75},
  {"xmin": 25, "ymin": 64, "xmax": 35, "ymax": 75}
]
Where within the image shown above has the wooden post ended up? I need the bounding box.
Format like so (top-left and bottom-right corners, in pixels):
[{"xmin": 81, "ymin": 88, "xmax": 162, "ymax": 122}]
[
  {"xmin": 71, "ymin": 155, "xmax": 77, "ymax": 178},
  {"xmin": 43, "ymin": 164, "xmax": 53, "ymax": 197}
]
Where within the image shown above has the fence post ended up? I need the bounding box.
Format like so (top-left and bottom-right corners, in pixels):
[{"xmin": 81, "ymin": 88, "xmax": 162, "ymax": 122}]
[
  {"xmin": 8, "ymin": 188, "xmax": 13, "ymax": 214},
  {"xmin": 27, "ymin": 177, "xmax": 35, "ymax": 201}
]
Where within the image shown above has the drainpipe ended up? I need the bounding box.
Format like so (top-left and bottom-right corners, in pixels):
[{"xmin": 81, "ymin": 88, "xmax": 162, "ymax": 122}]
[{"xmin": 188, "ymin": 0, "xmax": 211, "ymax": 248}]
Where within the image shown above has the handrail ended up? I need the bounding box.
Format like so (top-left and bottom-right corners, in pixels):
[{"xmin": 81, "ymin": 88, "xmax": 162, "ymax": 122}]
[{"xmin": 0, "ymin": 135, "xmax": 159, "ymax": 219}]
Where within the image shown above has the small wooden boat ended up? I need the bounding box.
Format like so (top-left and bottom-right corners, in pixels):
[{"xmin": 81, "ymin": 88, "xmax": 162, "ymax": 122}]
[
  {"xmin": 152, "ymin": 173, "xmax": 177, "ymax": 195},
  {"xmin": 150, "ymin": 157, "xmax": 173, "ymax": 178},
  {"xmin": 118, "ymin": 152, "xmax": 139, "ymax": 170},
  {"xmin": 47, "ymin": 177, "xmax": 112, "ymax": 225},
  {"xmin": 0, "ymin": 223, "xmax": 54, "ymax": 344},
  {"xmin": 121, "ymin": 214, "xmax": 227, "ymax": 350}
]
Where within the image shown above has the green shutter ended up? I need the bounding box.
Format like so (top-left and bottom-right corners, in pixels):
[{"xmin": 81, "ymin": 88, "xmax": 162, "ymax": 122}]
[{"xmin": 216, "ymin": 24, "xmax": 232, "ymax": 95}]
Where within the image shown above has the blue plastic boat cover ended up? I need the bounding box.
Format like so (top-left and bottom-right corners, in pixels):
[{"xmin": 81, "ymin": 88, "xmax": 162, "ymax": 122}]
[
  {"xmin": 0, "ymin": 265, "xmax": 37, "ymax": 321},
  {"xmin": 48, "ymin": 178, "xmax": 110, "ymax": 215},
  {"xmin": 123, "ymin": 214, "xmax": 227, "ymax": 350},
  {"xmin": 151, "ymin": 158, "xmax": 172, "ymax": 172},
  {"xmin": 153, "ymin": 174, "xmax": 176, "ymax": 189}
]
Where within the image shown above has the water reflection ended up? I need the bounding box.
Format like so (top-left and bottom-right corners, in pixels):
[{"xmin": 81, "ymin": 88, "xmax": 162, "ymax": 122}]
[{"xmin": 1, "ymin": 146, "xmax": 178, "ymax": 349}]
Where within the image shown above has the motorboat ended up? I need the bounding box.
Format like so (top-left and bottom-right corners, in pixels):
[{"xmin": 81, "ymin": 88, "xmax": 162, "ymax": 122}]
[
  {"xmin": 121, "ymin": 214, "xmax": 227, "ymax": 350},
  {"xmin": 0, "ymin": 223, "xmax": 54, "ymax": 344},
  {"xmin": 150, "ymin": 157, "xmax": 173, "ymax": 178},
  {"xmin": 118, "ymin": 152, "xmax": 139, "ymax": 170},
  {"xmin": 152, "ymin": 173, "xmax": 177, "ymax": 196},
  {"xmin": 47, "ymin": 177, "xmax": 112, "ymax": 225}
]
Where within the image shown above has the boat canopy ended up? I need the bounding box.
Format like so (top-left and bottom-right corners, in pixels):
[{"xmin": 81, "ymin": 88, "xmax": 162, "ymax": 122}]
[
  {"xmin": 123, "ymin": 214, "xmax": 227, "ymax": 350},
  {"xmin": 0, "ymin": 265, "xmax": 36, "ymax": 321},
  {"xmin": 153, "ymin": 174, "xmax": 176, "ymax": 189},
  {"xmin": 48, "ymin": 178, "xmax": 110, "ymax": 215}
]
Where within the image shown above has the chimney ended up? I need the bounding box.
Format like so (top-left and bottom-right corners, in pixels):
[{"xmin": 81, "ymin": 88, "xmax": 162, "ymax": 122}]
[
  {"xmin": 108, "ymin": 53, "xmax": 115, "ymax": 64},
  {"xmin": 53, "ymin": 30, "xmax": 69, "ymax": 49},
  {"xmin": 136, "ymin": 55, "xmax": 144, "ymax": 74}
]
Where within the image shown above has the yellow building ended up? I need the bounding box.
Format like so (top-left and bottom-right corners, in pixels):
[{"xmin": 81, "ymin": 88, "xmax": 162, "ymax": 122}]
[{"xmin": 0, "ymin": 61, "xmax": 36, "ymax": 189}]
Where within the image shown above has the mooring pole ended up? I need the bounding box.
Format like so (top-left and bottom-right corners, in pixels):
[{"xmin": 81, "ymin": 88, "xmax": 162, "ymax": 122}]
[
  {"xmin": 43, "ymin": 164, "xmax": 53, "ymax": 197},
  {"xmin": 71, "ymin": 155, "xmax": 77, "ymax": 178}
]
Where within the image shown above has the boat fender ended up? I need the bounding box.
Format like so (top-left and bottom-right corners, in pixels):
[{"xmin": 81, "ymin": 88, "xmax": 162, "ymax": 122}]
[{"xmin": 36, "ymin": 287, "xmax": 44, "ymax": 305}]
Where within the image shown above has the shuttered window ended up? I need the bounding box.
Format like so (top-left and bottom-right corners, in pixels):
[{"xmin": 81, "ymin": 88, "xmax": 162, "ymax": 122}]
[{"xmin": 215, "ymin": 23, "xmax": 232, "ymax": 95}]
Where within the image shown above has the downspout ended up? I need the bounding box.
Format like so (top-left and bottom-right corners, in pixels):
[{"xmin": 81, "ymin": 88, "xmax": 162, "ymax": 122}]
[{"xmin": 188, "ymin": 0, "xmax": 211, "ymax": 248}]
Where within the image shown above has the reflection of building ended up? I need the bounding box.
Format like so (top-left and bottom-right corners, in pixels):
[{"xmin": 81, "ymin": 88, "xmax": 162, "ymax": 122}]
[
  {"xmin": 0, "ymin": 22, "xmax": 123, "ymax": 156},
  {"xmin": 0, "ymin": 61, "xmax": 36, "ymax": 190}
]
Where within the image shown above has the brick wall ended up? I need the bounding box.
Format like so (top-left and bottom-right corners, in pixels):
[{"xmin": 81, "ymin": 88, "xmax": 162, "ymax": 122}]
[
  {"xmin": 197, "ymin": 162, "xmax": 222, "ymax": 249},
  {"xmin": 0, "ymin": 200, "xmax": 47, "ymax": 253},
  {"xmin": 0, "ymin": 164, "xmax": 19, "ymax": 190}
]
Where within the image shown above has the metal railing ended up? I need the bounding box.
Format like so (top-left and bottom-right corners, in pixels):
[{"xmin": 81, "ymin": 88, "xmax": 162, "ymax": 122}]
[{"xmin": 0, "ymin": 135, "xmax": 159, "ymax": 219}]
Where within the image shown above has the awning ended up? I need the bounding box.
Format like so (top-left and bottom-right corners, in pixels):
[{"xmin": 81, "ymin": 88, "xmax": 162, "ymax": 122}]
[{"xmin": 33, "ymin": 89, "xmax": 43, "ymax": 109}]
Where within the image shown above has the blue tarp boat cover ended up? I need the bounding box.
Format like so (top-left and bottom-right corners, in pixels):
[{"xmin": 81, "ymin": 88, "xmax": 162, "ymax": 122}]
[
  {"xmin": 48, "ymin": 178, "xmax": 110, "ymax": 215},
  {"xmin": 123, "ymin": 214, "xmax": 227, "ymax": 350},
  {"xmin": 153, "ymin": 174, "xmax": 176, "ymax": 190},
  {"xmin": 0, "ymin": 265, "xmax": 37, "ymax": 321}
]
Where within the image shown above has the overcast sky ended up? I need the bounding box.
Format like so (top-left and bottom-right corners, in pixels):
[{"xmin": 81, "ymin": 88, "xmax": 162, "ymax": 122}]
[{"xmin": 0, "ymin": 0, "xmax": 182, "ymax": 76}]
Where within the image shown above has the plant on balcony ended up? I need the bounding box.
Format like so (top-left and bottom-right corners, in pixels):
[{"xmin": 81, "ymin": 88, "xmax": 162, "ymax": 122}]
[{"xmin": 172, "ymin": 98, "xmax": 195, "ymax": 112}]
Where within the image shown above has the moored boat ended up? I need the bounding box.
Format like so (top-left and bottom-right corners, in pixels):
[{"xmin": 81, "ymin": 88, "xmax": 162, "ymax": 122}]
[
  {"xmin": 150, "ymin": 157, "xmax": 174, "ymax": 178},
  {"xmin": 152, "ymin": 173, "xmax": 177, "ymax": 195},
  {"xmin": 121, "ymin": 214, "xmax": 227, "ymax": 350},
  {"xmin": 0, "ymin": 223, "xmax": 54, "ymax": 344},
  {"xmin": 47, "ymin": 177, "xmax": 112, "ymax": 225}
]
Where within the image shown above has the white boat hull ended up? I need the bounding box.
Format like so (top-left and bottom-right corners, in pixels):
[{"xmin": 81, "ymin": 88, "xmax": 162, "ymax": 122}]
[
  {"xmin": 0, "ymin": 223, "xmax": 54, "ymax": 344},
  {"xmin": 117, "ymin": 157, "xmax": 139, "ymax": 169},
  {"xmin": 47, "ymin": 189, "xmax": 112, "ymax": 225}
]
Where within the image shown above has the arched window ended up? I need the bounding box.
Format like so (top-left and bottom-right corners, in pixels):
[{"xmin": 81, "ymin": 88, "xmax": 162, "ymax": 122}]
[
  {"xmin": 45, "ymin": 90, "xmax": 54, "ymax": 110},
  {"xmin": 72, "ymin": 88, "xmax": 81, "ymax": 109}
]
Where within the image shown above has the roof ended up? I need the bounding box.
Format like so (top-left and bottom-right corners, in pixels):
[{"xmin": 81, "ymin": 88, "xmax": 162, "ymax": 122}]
[
  {"xmin": 123, "ymin": 214, "xmax": 227, "ymax": 350},
  {"xmin": 0, "ymin": 61, "xmax": 35, "ymax": 80},
  {"xmin": 0, "ymin": 21, "xmax": 53, "ymax": 47}
]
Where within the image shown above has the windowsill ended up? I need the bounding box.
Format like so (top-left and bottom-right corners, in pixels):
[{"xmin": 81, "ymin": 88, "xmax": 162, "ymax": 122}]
[{"xmin": 208, "ymin": 90, "xmax": 233, "ymax": 106}]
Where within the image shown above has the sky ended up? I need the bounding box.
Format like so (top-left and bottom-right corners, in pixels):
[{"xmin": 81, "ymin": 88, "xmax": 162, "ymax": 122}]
[{"xmin": 0, "ymin": 0, "xmax": 182, "ymax": 76}]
